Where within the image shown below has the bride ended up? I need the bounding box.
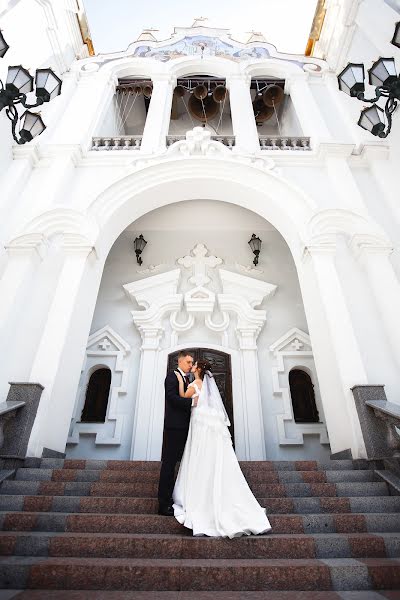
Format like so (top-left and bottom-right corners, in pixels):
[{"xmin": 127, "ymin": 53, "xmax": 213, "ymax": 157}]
[{"xmin": 172, "ymin": 359, "xmax": 272, "ymax": 538}]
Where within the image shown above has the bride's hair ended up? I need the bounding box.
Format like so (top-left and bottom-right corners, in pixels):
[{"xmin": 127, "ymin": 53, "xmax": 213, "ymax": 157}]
[{"xmin": 195, "ymin": 359, "xmax": 213, "ymax": 380}]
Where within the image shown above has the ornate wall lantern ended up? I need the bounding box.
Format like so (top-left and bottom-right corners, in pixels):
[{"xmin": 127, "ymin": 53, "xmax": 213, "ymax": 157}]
[
  {"xmin": 248, "ymin": 234, "xmax": 262, "ymax": 266},
  {"xmin": 134, "ymin": 234, "xmax": 147, "ymax": 265},
  {"xmin": 0, "ymin": 32, "xmax": 62, "ymax": 144},
  {"xmin": 337, "ymin": 23, "xmax": 400, "ymax": 138}
]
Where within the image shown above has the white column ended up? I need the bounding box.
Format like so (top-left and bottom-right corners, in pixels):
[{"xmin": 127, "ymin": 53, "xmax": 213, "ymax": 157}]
[
  {"xmin": 323, "ymin": 72, "xmax": 365, "ymax": 147},
  {"xmin": 325, "ymin": 151, "xmax": 369, "ymax": 214},
  {"xmin": 0, "ymin": 241, "xmax": 45, "ymax": 337},
  {"xmin": 141, "ymin": 75, "xmax": 176, "ymax": 154},
  {"xmin": 364, "ymin": 149, "xmax": 400, "ymax": 227},
  {"xmin": 355, "ymin": 242, "xmax": 400, "ymax": 369},
  {"xmin": 301, "ymin": 244, "xmax": 368, "ymax": 458},
  {"xmin": 227, "ymin": 75, "xmax": 260, "ymax": 154},
  {"xmin": 46, "ymin": 71, "xmax": 114, "ymax": 146},
  {"xmin": 130, "ymin": 330, "xmax": 163, "ymax": 460},
  {"xmin": 288, "ymin": 74, "xmax": 331, "ymax": 147},
  {"xmin": 26, "ymin": 246, "xmax": 94, "ymax": 457},
  {"xmin": 236, "ymin": 329, "xmax": 266, "ymax": 460}
]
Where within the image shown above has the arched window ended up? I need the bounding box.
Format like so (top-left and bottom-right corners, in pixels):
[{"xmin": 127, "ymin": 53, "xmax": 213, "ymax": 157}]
[
  {"xmin": 289, "ymin": 369, "xmax": 319, "ymax": 423},
  {"xmin": 81, "ymin": 368, "xmax": 111, "ymax": 423}
]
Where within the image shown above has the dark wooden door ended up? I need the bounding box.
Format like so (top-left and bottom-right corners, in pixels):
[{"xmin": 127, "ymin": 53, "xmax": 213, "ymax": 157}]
[{"xmin": 167, "ymin": 348, "xmax": 234, "ymax": 444}]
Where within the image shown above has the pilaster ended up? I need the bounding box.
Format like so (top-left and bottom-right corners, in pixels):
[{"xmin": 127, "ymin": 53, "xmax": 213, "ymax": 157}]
[
  {"xmin": 141, "ymin": 75, "xmax": 176, "ymax": 154},
  {"xmin": 226, "ymin": 74, "xmax": 260, "ymax": 154}
]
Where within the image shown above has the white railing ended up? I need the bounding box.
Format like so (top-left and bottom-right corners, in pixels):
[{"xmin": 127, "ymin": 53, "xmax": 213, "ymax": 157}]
[
  {"xmin": 259, "ymin": 136, "xmax": 311, "ymax": 150},
  {"xmin": 167, "ymin": 134, "xmax": 236, "ymax": 148},
  {"xmin": 91, "ymin": 135, "xmax": 311, "ymax": 151},
  {"xmin": 92, "ymin": 135, "xmax": 143, "ymax": 150}
]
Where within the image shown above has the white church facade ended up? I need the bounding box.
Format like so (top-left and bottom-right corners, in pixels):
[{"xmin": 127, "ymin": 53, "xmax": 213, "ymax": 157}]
[{"xmin": 0, "ymin": 0, "xmax": 399, "ymax": 464}]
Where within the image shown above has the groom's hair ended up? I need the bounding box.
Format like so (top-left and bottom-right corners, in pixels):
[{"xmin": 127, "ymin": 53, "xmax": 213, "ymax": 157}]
[{"xmin": 177, "ymin": 350, "xmax": 193, "ymax": 360}]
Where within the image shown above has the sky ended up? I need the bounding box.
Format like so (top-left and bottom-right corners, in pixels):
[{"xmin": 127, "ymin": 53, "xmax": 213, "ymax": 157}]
[{"xmin": 83, "ymin": 0, "xmax": 319, "ymax": 56}]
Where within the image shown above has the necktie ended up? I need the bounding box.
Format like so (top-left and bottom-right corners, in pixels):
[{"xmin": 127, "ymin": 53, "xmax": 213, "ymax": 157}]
[{"xmin": 184, "ymin": 375, "xmax": 190, "ymax": 386}]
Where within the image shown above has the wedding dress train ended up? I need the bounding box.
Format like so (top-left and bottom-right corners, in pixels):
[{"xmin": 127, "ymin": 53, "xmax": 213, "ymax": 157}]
[{"xmin": 172, "ymin": 376, "xmax": 271, "ymax": 538}]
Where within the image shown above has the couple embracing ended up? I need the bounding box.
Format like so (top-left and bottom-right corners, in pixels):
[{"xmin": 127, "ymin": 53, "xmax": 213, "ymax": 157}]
[{"xmin": 157, "ymin": 350, "xmax": 271, "ymax": 539}]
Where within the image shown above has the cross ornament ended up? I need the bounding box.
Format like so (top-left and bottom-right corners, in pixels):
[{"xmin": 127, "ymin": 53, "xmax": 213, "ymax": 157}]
[
  {"xmin": 99, "ymin": 338, "xmax": 111, "ymax": 351},
  {"xmin": 178, "ymin": 243, "xmax": 222, "ymax": 287},
  {"xmin": 291, "ymin": 339, "xmax": 304, "ymax": 351}
]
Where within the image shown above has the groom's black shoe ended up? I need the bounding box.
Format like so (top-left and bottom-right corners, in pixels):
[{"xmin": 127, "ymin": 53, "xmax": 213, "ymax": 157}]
[{"xmin": 158, "ymin": 503, "xmax": 174, "ymax": 516}]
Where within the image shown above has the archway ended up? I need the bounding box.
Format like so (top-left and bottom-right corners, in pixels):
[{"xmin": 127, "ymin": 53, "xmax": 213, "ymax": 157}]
[
  {"xmin": 289, "ymin": 368, "xmax": 319, "ymax": 424},
  {"xmin": 81, "ymin": 367, "xmax": 111, "ymax": 423},
  {"xmin": 15, "ymin": 154, "xmax": 379, "ymax": 459}
]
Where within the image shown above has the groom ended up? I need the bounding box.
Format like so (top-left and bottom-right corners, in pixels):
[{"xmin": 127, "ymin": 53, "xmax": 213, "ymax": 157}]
[{"xmin": 157, "ymin": 350, "xmax": 195, "ymax": 516}]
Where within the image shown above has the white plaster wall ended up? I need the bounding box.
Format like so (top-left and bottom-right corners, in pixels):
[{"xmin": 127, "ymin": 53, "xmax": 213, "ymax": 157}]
[{"xmin": 66, "ymin": 199, "xmax": 331, "ymax": 461}]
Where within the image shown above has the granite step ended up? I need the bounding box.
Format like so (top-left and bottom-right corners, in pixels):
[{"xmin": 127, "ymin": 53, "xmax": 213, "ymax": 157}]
[
  {"xmin": 1, "ymin": 591, "xmax": 399, "ymax": 600},
  {"xmin": 31, "ymin": 459, "xmax": 376, "ymax": 472},
  {"xmin": 1, "ymin": 591, "xmax": 400, "ymax": 600},
  {"xmin": 14, "ymin": 468, "xmax": 379, "ymax": 484},
  {"xmin": 0, "ymin": 480, "xmax": 390, "ymax": 498},
  {"xmin": 1, "ymin": 532, "xmax": 400, "ymax": 560},
  {"xmin": 1, "ymin": 512, "xmax": 399, "ymax": 534},
  {"xmin": 0, "ymin": 556, "xmax": 399, "ymax": 591},
  {"xmin": 1, "ymin": 495, "xmax": 399, "ymax": 515}
]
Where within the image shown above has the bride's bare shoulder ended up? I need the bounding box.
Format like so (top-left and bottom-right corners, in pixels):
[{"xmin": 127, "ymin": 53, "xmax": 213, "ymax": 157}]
[{"xmin": 194, "ymin": 378, "xmax": 203, "ymax": 388}]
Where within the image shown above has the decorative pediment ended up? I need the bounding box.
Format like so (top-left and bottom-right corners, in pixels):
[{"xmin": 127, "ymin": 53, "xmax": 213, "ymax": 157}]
[
  {"xmin": 87, "ymin": 325, "xmax": 130, "ymax": 355},
  {"xmin": 184, "ymin": 285, "xmax": 215, "ymax": 313},
  {"xmin": 269, "ymin": 327, "xmax": 312, "ymax": 355},
  {"xmin": 219, "ymin": 269, "xmax": 277, "ymax": 306}
]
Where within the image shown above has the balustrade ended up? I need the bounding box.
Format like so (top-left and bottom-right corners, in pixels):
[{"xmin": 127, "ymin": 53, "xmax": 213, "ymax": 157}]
[
  {"xmin": 92, "ymin": 136, "xmax": 142, "ymax": 150},
  {"xmin": 259, "ymin": 136, "xmax": 311, "ymax": 151}
]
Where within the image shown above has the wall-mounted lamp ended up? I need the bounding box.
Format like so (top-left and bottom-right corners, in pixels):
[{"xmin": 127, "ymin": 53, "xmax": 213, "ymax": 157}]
[
  {"xmin": 248, "ymin": 233, "xmax": 262, "ymax": 266},
  {"xmin": 134, "ymin": 234, "xmax": 147, "ymax": 265},
  {"xmin": 337, "ymin": 21, "xmax": 400, "ymax": 138},
  {"xmin": 0, "ymin": 30, "xmax": 62, "ymax": 144}
]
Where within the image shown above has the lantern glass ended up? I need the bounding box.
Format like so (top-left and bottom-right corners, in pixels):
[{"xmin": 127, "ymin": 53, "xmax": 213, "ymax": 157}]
[
  {"xmin": 248, "ymin": 234, "xmax": 262, "ymax": 254},
  {"xmin": 19, "ymin": 111, "xmax": 46, "ymax": 143},
  {"xmin": 0, "ymin": 30, "xmax": 9, "ymax": 58},
  {"xmin": 357, "ymin": 105, "xmax": 385, "ymax": 136},
  {"xmin": 337, "ymin": 63, "xmax": 365, "ymax": 97},
  {"xmin": 6, "ymin": 65, "xmax": 33, "ymax": 95},
  {"xmin": 35, "ymin": 68, "xmax": 62, "ymax": 102},
  {"xmin": 392, "ymin": 22, "xmax": 400, "ymax": 49},
  {"xmin": 134, "ymin": 235, "xmax": 147, "ymax": 253},
  {"xmin": 368, "ymin": 57, "xmax": 397, "ymax": 87}
]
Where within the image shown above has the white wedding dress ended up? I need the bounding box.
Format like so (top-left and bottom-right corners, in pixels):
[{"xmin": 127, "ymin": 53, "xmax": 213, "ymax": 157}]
[{"xmin": 172, "ymin": 373, "xmax": 272, "ymax": 538}]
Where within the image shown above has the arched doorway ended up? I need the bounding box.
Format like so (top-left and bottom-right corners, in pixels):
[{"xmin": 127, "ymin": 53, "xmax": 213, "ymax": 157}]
[
  {"xmin": 20, "ymin": 155, "xmax": 374, "ymax": 460},
  {"xmin": 167, "ymin": 348, "xmax": 234, "ymax": 443},
  {"xmin": 289, "ymin": 369, "xmax": 319, "ymax": 423},
  {"xmin": 81, "ymin": 367, "xmax": 111, "ymax": 423}
]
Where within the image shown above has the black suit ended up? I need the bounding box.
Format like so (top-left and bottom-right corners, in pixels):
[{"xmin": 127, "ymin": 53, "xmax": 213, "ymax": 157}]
[{"xmin": 157, "ymin": 370, "xmax": 192, "ymax": 507}]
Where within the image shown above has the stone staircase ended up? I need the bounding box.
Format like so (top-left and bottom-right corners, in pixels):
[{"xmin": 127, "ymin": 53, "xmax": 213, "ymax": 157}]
[{"xmin": 0, "ymin": 458, "xmax": 399, "ymax": 598}]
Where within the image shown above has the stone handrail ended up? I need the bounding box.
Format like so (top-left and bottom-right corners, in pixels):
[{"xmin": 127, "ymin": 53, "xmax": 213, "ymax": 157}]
[
  {"xmin": 352, "ymin": 385, "xmax": 400, "ymax": 460},
  {"xmin": 0, "ymin": 401, "xmax": 26, "ymax": 448},
  {"xmin": 365, "ymin": 400, "xmax": 400, "ymax": 458},
  {"xmin": 167, "ymin": 134, "xmax": 236, "ymax": 148},
  {"xmin": 259, "ymin": 136, "xmax": 311, "ymax": 150},
  {"xmin": 92, "ymin": 136, "xmax": 143, "ymax": 150}
]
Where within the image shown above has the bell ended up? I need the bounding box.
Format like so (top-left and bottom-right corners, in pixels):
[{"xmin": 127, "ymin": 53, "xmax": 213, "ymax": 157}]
[
  {"xmin": 193, "ymin": 83, "xmax": 208, "ymax": 100},
  {"xmin": 188, "ymin": 93, "xmax": 219, "ymax": 122},
  {"xmin": 253, "ymin": 99, "xmax": 274, "ymax": 124},
  {"xmin": 133, "ymin": 84, "xmax": 143, "ymax": 95},
  {"xmin": 143, "ymin": 84, "xmax": 153, "ymax": 98},
  {"xmin": 174, "ymin": 85, "xmax": 186, "ymax": 98},
  {"xmin": 262, "ymin": 84, "xmax": 284, "ymax": 108},
  {"xmin": 212, "ymin": 85, "xmax": 228, "ymax": 103}
]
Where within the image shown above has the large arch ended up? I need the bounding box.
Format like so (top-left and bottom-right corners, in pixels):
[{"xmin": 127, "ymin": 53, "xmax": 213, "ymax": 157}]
[{"xmin": 9, "ymin": 156, "xmax": 388, "ymax": 459}]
